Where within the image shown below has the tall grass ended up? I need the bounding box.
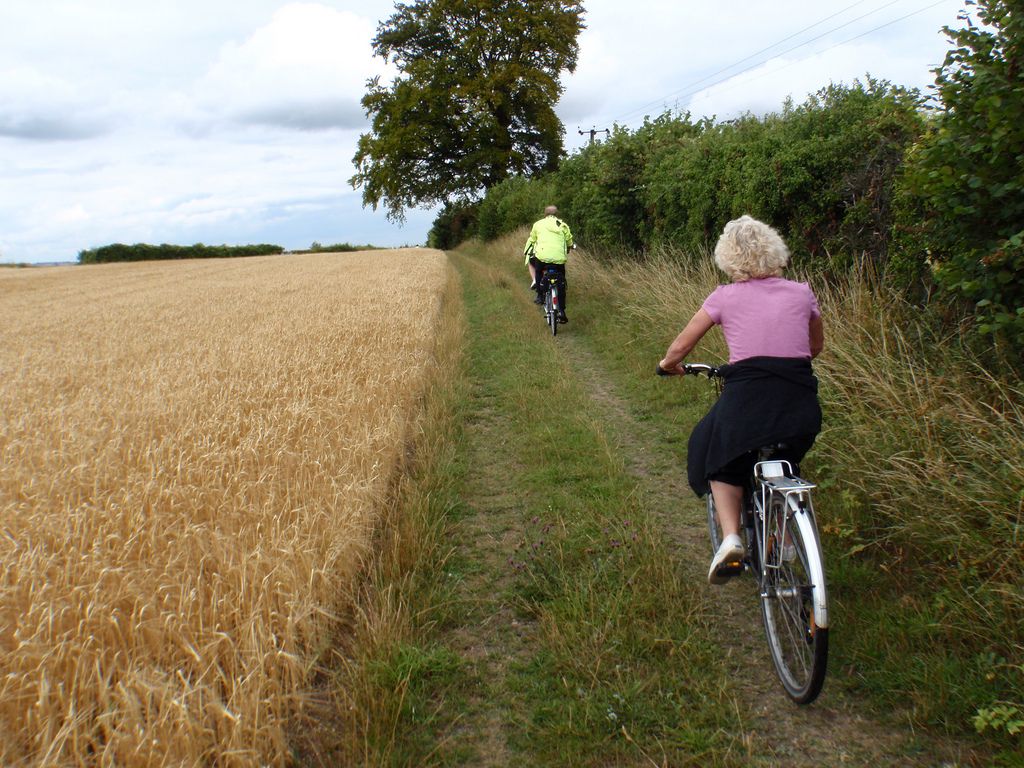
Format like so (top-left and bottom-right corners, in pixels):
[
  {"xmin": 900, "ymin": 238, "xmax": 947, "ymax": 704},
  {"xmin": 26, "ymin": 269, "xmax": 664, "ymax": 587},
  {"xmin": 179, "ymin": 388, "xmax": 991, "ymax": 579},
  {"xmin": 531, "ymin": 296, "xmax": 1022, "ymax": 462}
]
[
  {"xmin": 811, "ymin": 275, "xmax": 1023, "ymax": 737},
  {"xmin": 319, "ymin": 263, "xmax": 469, "ymax": 766},
  {"xmin": 572, "ymin": 245, "xmax": 1023, "ymax": 745},
  {"xmin": 0, "ymin": 251, "xmax": 451, "ymax": 765}
]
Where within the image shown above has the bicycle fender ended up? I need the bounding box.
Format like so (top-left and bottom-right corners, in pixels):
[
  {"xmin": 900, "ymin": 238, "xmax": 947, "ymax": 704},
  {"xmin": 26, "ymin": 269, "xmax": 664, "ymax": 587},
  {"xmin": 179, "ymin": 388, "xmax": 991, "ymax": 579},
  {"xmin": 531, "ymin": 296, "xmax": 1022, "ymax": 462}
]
[{"xmin": 788, "ymin": 496, "xmax": 829, "ymax": 629}]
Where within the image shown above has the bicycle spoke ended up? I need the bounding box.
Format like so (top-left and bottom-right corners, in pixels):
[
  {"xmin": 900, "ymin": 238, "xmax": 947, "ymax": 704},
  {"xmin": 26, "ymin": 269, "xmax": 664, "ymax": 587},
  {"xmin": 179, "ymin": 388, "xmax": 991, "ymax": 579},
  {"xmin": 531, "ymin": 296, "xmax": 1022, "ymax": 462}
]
[
  {"xmin": 773, "ymin": 595, "xmax": 807, "ymax": 675},
  {"xmin": 778, "ymin": 596, "xmax": 810, "ymax": 675},
  {"xmin": 773, "ymin": 569, "xmax": 809, "ymax": 665},
  {"xmin": 761, "ymin": 511, "xmax": 827, "ymax": 703}
]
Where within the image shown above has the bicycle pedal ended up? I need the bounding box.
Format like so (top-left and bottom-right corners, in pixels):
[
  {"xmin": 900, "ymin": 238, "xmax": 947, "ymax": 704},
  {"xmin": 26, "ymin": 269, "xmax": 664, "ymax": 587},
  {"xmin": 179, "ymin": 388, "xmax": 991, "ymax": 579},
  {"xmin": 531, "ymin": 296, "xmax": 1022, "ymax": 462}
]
[
  {"xmin": 709, "ymin": 558, "xmax": 744, "ymax": 584},
  {"xmin": 717, "ymin": 559, "xmax": 744, "ymax": 575}
]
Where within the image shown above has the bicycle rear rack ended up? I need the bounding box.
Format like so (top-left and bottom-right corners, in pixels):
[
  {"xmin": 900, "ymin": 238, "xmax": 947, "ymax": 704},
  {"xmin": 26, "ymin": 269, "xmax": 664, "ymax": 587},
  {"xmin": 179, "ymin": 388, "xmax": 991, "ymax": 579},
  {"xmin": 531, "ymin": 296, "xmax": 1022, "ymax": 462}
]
[{"xmin": 754, "ymin": 460, "xmax": 816, "ymax": 575}]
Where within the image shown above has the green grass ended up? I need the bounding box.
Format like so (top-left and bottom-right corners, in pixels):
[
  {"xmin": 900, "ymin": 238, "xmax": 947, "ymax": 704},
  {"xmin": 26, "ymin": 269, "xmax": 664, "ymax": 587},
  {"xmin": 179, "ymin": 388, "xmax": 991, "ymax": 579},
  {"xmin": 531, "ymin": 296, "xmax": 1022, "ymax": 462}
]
[
  {"xmin": 447, "ymin": 243, "xmax": 741, "ymax": 766},
  {"xmin": 315, "ymin": 244, "xmax": 738, "ymax": 766}
]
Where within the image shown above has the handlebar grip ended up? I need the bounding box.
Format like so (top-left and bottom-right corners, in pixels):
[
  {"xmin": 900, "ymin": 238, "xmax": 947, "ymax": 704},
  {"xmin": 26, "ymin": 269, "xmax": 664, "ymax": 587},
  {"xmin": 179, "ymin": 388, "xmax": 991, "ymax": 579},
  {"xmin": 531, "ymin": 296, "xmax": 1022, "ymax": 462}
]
[{"xmin": 656, "ymin": 365, "xmax": 672, "ymax": 376}]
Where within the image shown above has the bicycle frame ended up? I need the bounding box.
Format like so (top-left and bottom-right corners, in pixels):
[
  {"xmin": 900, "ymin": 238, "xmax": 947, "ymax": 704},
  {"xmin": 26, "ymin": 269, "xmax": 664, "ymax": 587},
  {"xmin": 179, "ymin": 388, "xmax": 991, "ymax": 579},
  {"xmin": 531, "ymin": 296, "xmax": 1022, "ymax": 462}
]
[{"xmin": 541, "ymin": 269, "xmax": 561, "ymax": 336}]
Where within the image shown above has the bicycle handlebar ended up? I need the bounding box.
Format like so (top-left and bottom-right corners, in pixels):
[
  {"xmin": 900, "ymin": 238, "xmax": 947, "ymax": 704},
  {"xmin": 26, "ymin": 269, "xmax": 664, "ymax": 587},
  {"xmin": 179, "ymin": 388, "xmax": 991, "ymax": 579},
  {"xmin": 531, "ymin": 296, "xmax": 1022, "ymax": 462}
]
[
  {"xmin": 655, "ymin": 363, "xmax": 722, "ymax": 378},
  {"xmin": 684, "ymin": 363, "xmax": 721, "ymax": 377}
]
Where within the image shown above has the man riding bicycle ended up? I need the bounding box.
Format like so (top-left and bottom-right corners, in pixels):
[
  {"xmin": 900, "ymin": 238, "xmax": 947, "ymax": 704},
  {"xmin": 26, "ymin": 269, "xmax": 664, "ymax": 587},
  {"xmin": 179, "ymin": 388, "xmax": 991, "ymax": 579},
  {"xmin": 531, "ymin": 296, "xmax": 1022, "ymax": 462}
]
[{"xmin": 524, "ymin": 205, "xmax": 574, "ymax": 323}]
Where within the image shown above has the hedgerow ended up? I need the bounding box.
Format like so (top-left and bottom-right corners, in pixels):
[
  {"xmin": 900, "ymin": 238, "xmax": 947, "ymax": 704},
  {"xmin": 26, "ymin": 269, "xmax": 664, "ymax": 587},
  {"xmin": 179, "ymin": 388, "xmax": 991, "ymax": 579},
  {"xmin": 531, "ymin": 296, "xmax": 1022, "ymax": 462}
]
[
  {"xmin": 892, "ymin": 0, "xmax": 1024, "ymax": 350},
  {"xmin": 458, "ymin": 79, "xmax": 922, "ymax": 277},
  {"xmin": 432, "ymin": 2, "xmax": 1022, "ymax": 359},
  {"xmin": 78, "ymin": 243, "xmax": 284, "ymax": 264}
]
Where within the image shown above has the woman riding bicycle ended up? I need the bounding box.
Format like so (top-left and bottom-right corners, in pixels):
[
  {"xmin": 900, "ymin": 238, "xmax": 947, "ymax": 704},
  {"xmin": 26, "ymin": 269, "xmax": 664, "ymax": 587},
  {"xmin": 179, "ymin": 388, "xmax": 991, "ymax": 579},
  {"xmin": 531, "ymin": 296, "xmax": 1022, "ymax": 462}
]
[{"xmin": 657, "ymin": 215, "xmax": 825, "ymax": 585}]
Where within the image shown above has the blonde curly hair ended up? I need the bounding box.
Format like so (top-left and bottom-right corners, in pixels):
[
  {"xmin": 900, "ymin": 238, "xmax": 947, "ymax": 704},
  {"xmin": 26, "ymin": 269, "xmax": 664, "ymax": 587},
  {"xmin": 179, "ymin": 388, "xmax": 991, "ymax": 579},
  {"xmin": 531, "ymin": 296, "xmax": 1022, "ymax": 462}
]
[{"xmin": 713, "ymin": 215, "xmax": 790, "ymax": 282}]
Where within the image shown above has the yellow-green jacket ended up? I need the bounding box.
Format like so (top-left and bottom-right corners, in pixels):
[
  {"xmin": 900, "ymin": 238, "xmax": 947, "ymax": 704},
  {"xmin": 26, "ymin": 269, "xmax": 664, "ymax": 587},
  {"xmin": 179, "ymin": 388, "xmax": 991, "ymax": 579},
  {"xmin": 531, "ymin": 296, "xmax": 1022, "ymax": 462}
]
[{"xmin": 523, "ymin": 215, "xmax": 573, "ymax": 265}]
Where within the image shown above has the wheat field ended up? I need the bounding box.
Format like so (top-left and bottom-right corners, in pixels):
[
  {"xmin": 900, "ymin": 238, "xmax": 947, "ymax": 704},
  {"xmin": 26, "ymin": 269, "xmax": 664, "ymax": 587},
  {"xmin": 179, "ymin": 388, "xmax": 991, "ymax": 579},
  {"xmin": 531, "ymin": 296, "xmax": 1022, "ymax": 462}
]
[{"xmin": 0, "ymin": 250, "xmax": 452, "ymax": 765}]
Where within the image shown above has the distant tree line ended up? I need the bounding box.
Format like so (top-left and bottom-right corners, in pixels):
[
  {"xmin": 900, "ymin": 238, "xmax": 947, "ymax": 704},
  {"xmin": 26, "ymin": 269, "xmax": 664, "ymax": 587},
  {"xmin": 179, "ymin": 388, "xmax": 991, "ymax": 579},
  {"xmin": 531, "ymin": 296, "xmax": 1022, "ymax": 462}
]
[
  {"xmin": 290, "ymin": 241, "xmax": 384, "ymax": 253},
  {"xmin": 78, "ymin": 243, "xmax": 285, "ymax": 264},
  {"xmin": 430, "ymin": 1, "xmax": 1022, "ymax": 357}
]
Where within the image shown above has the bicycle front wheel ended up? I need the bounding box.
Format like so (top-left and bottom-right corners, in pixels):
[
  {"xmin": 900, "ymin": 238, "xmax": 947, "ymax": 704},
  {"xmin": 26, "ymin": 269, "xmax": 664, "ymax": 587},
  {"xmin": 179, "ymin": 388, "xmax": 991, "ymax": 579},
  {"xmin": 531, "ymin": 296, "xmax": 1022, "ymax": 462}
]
[
  {"xmin": 706, "ymin": 493, "xmax": 722, "ymax": 556},
  {"xmin": 759, "ymin": 497, "xmax": 829, "ymax": 704}
]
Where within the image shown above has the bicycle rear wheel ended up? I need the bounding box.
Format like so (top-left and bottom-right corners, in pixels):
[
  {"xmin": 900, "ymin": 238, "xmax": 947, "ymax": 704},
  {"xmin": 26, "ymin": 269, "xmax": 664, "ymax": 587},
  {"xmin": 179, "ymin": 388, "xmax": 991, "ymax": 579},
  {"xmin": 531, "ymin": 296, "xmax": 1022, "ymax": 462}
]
[
  {"xmin": 759, "ymin": 497, "xmax": 828, "ymax": 704},
  {"xmin": 547, "ymin": 286, "xmax": 558, "ymax": 336}
]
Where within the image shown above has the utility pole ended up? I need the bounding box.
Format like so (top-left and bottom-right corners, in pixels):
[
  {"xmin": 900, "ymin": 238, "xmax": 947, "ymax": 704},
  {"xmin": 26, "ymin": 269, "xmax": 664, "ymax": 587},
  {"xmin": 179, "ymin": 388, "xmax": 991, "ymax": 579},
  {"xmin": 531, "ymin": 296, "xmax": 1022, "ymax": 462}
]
[{"xmin": 578, "ymin": 126, "xmax": 610, "ymax": 145}]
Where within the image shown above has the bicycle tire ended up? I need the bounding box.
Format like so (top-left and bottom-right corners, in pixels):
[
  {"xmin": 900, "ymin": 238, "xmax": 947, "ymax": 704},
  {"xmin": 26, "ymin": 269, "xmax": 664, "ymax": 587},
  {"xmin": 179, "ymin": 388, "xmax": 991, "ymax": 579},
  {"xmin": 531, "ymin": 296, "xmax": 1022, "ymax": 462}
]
[
  {"xmin": 759, "ymin": 497, "xmax": 829, "ymax": 704},
  {"xmin": 548, "ymin": 286, "xmax": 558, "ymax": 336}
]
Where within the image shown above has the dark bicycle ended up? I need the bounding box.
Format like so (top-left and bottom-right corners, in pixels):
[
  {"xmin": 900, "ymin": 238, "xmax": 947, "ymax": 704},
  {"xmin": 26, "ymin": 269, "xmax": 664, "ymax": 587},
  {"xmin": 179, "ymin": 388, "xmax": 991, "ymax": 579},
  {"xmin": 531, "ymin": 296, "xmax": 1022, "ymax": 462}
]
[
  {"xmin": 658, "ymin": 362, "xmax": 829, "ymax": 704},
  {"xmin": 538, "ymin": 265, "xmax": 564, "ymax": 336}
]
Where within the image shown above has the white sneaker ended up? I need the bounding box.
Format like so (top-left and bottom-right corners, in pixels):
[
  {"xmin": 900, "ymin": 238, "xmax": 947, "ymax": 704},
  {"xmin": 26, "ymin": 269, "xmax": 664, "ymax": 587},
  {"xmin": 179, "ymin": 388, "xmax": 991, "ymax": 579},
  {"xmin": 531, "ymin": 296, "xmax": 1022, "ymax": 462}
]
[{"xmin": 708, "ymin": 533, "xmax": 744, "ymax": 585}]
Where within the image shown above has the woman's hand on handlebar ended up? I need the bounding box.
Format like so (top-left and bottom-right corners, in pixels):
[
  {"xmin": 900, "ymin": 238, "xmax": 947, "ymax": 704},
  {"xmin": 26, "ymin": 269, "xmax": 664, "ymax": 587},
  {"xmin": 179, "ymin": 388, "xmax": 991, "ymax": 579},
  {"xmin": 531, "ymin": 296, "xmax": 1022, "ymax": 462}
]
[{"xmin": 656, "ymin": 359, "xmax": 686, "ymax": 376}]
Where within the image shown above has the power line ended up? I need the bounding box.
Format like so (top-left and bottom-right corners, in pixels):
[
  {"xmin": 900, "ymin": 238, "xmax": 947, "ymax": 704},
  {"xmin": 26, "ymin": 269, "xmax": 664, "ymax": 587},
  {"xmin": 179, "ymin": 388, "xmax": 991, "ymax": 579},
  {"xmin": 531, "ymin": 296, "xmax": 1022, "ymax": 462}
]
[
  {"xmin": 609, "ymin": 0, "xmax": 880, "ymax": 125},
  {"xmin": 632, "ymin": 0, "xmax": 950, "ymax": 216},
  {"xmin": 608, "ymin": 0, "xmax": 931, "ymax": 127},
  {"xmin": 668, "ymin": 0, "xmax": 949, "ymax": 114}
]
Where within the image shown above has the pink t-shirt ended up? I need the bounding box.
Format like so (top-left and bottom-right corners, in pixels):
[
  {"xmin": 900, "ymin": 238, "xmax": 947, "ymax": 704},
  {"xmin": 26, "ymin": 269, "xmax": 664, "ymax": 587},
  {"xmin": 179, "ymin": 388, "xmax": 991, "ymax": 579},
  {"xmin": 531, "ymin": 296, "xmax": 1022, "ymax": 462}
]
[{"xmin": 702, "ymin": 277, "xmax": 821, "ymax": 363}]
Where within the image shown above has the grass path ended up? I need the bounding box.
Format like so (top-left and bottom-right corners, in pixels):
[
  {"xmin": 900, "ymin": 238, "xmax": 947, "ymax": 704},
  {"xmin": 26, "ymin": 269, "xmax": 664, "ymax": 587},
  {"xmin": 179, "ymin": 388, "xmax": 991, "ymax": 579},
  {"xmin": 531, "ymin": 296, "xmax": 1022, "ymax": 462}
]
[
  {"xmin": 364, "ymin": 243, "xmax": 986, "ymax": 766},
  {"xmin": 442, "ymin": 246, "xmax": 734, "ymax": 766},
  {"xmin": 439, "ymin": 328, "xmax": 534, "ymax": 766}
]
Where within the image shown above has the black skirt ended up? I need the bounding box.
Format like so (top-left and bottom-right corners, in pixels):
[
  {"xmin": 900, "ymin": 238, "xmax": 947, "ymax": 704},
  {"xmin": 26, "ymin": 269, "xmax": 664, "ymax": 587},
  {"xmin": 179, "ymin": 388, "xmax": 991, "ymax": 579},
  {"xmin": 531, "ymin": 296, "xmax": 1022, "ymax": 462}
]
[{"xmin": 686, "ymin": 356, "xmax": 822, "ymax": 496}]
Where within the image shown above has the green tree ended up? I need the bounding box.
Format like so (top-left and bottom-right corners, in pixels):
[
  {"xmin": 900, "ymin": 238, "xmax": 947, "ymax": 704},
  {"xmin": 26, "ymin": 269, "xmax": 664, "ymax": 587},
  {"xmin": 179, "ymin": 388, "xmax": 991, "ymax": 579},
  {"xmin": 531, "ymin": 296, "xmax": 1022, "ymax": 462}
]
[
  {"xmin": 351, "ymin": 0, "xmax": 585, "ymax": 220},
  {"xmin": 897, "ymin": 0, "xmax": 1024, "ymax": 347}
]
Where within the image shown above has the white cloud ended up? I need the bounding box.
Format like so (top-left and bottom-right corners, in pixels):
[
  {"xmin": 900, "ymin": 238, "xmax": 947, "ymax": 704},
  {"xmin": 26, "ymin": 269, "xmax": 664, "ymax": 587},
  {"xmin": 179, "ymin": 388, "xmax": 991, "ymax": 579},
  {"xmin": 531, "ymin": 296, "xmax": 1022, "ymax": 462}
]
[
  {"xmin": 556, "ymin": 28, "xmax": 618, "ymax": 125},
  {"xmin": 191, "ymin": 3, "xmax": 380, "ymax": 132},
  {"xmin": 0, "ymin": 123, "xmax": 428, "ymax": 262},
  {"xmin": 559, "ymin": 0, "xmax": 962, "ymax": 141},
  {"xmin": 0, "ymin": 0, "xmax": 973, "ymax": 263},
  {"xmin": 54, "ymin": 204, "xmax": 89, "ymax": 225},
  {"xmin": 0, "ymin": 65, "xmax": 113, "ymax": 140},
  {"xmin": 684, "ymin": 39, "xmax": 929, "ymax": 121}
]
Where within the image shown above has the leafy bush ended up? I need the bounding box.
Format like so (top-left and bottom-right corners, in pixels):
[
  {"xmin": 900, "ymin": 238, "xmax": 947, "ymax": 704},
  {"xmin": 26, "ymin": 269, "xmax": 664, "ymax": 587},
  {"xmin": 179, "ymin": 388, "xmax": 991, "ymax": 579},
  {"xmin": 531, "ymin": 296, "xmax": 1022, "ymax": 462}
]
[
  {"xmin": 475, "ymin": 175, "xmax": 553, "ymax": 241},
  {"xmin": 472, "ymin": 80, "xmax": 923, "ymax": 278},
  {"xmin": 551, "ymin": 118, "xmax": 702, "ymax": 251},
  {"xmin": 893, "ymin": 0, "xmax": 1024, "ymax": 351},
  {"xmin": 78, "ymin": 243, "xmax": 284, "ymax": 264},
  {"xmin": 640, "ymin": 79, "xmax": 923, "ymax": 274},
  {"xmin": 299, "ymin": 241, "xmax": 383, "ymax": 253},
  {"xmin": 427, "ymin": 201, "xmax": 479, "ymax": 250}
]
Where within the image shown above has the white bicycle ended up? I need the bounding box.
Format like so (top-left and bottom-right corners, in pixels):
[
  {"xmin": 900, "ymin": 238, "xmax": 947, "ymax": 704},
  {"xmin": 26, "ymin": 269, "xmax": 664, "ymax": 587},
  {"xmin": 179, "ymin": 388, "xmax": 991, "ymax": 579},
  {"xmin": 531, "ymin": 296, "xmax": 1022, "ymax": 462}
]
[{"xmin": 662, "ymin": 362, "xmax": 829, "ymax": 704}]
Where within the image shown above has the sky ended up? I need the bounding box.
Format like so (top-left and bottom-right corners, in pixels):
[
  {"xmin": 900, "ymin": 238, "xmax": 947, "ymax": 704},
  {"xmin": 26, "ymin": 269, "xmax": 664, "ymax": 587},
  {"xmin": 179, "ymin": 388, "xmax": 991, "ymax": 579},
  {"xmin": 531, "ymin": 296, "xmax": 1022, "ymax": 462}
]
[{"xmin": 0, "ymin": 0, "xmax": 968, "ymax": 263}]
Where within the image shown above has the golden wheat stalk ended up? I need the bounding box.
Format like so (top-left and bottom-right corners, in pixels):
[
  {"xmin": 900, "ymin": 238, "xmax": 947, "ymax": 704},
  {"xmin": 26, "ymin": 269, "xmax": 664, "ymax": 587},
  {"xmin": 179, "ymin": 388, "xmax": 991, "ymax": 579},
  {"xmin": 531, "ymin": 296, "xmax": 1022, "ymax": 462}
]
[{"xmin": 0, "ymin": 250, "xmax": 450, "ymax": 766}]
